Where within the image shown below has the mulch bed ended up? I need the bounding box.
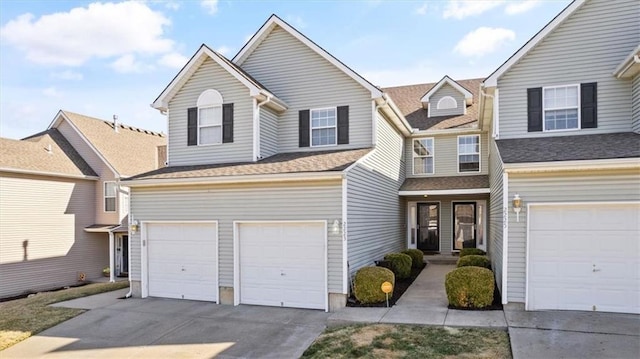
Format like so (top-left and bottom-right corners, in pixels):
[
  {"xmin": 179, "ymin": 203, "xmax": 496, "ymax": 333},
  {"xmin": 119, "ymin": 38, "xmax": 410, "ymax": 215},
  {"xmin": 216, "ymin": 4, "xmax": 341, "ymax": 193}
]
[
  {"xmin": 346, "ymin": 263, "xmax": 426, "ymax": 307},
  {"xmin": 447, "ymin": 281, "xmax": 504, "ymax": 311}
]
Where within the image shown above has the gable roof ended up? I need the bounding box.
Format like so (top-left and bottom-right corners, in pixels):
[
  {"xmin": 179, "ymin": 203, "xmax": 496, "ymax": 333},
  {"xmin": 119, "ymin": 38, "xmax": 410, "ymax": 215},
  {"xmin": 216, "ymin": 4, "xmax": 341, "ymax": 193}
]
[
  {"xmin": 484, "ymin": 0, "xmax": 587, "ymax": 87},
  {"xmin": 152, "ymin": 44, "xmax": 287, "ymax": 112},
  {"xmin": 232, "ymin": 14, "xmax": 383, "ymax": 99},
  {"xmin": 0, "ymin": 129, "xmax": 97, "ymax": 179},
  {"xmin": 420, "ymin": 75, "xmax": 473, "ymax": 105},
  {"xmin": 50, "ymin": 111, "xmax": 167, "ymax": 177},
  {"xmin": 383, "ymin": 78, "xmax": 483, "ymax": 131}
]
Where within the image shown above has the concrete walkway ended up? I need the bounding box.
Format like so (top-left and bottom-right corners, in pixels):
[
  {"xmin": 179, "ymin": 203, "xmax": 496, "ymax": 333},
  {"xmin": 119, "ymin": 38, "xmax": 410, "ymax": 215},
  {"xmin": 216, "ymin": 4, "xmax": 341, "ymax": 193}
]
[
  {"xmin": 50, "ymin": 288, "xmax": 129, "ymax": 310},
  {"xmin": 328, "ymin": 264, "xmax": 507, "ymax": 328}
]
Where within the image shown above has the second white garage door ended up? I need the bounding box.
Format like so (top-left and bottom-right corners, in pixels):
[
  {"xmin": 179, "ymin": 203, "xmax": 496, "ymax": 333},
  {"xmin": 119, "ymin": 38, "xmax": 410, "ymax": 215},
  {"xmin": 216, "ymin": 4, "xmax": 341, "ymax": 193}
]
[
  {"xmin": 238, "ymin": 222, "xmax": 326, "ymax": 310},
  {"xmin": 528, "ymin": 203, "xmax": 640, "ymax": 314}
]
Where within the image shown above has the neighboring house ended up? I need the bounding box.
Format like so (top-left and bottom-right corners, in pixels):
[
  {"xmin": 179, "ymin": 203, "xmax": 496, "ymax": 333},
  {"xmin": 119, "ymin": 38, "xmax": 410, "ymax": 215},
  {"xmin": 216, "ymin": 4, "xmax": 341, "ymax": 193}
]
[
  {"xmin": 480, "ymin": 0, "xmax": 640, "ymax": 314},
  {"xmin": 0, "ymin": 110, "xmax": 165, "ymax": 299},
  {"xmin": 122, "ymin": 14, "xmax": 489, "ymax": 312}
]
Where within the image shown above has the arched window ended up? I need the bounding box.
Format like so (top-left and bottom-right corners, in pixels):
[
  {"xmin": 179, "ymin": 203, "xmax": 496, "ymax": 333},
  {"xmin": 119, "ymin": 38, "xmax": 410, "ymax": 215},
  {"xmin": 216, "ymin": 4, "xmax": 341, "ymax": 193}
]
[
  {"xmin": 437, "ymin": 96, "xmax": 457, "ymax": 110},
  {"xmin": 197, "ymin": 89, "xmax": 223, "ymax": 145}
]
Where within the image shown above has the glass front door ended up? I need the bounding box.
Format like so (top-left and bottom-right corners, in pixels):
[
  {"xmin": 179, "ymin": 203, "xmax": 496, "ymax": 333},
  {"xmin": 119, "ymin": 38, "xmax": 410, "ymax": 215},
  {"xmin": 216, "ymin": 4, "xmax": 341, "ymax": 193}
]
[
  {"xmin": 417, "ymin": 203, "xmax": 439, "ymax": 252},
  {"xmin": 453, "ymin": 202, "xmax": 476, "ymax": 250}
]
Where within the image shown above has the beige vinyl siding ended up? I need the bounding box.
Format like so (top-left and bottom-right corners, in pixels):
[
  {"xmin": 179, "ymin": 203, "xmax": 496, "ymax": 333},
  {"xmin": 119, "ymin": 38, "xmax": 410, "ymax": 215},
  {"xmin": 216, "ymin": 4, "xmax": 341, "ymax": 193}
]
[
  {"xmin": 497, "ymin": 0, "xmax": 638, "ymax": 139},
  {"xmin": 406, "ymin": 132, "xmax": 488, "ymax": 178},
  {"xmin": 488, "ymin": 139, "xmax": 504, "ymax": 293},
  {"xmin": 632, "ymin": 75, "xmax": 640, "ymax": 133},
  {"xmin": 429, "ymin": 83, "xmax": 466, "ymax": 117},
  {"xmin": 168, "ymin": 58, "xmax": 254, "ymax": 166},
  {"xmin": 57, "ymin": 120, "xmax": 120, "ymax": 225},
  {"xmin": 259, "ymin": 106, "xmax": 279, "ymax": 158},
  {"xmin": 129, "ymin": 180, "xmax": 344, "ymax": 293},
  {"xmin": 240, "ymin": 26, "xmax": 373, "ymax": 152},
  {"xmin": 0, "ymin": 173, "xmax": 108, "ymax": 298},
  {"xmin": 346, "ymin": 114, "xmax": 405, "ymax": 278},
  {"xmin": 505, "ymin": 169, "xmax": 640, "ymax": 303}
]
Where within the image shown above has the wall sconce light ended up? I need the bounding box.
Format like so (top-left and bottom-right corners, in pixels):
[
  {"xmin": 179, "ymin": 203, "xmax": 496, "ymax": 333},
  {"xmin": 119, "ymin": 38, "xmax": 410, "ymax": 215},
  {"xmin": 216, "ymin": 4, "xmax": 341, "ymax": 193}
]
[
  {"xmin": 331, "ymin": 219, "xmax": 341, "ymax": 235},
  {"xmin": 130, "ymin": 220, "xmax": 139, "ymax": 233},
  {"xmin": 512, "ymin": 194, "xmax": 522, "ymax": 222}
]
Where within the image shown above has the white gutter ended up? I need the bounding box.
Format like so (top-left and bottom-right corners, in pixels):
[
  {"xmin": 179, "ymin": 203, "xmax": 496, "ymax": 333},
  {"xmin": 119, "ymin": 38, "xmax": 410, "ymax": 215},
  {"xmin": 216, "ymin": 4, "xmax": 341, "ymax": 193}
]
[
  {"xmin": 0, "ymin": 167, "xmax": 100, "ymax": 180},
  {"xmin": 399, "ymin": 188, "xmax": 490, "ymax": 196},
  {"xmin": 379, "ymin": 93, "xmax": 413, "ymax": 136},
  {"xmin": 254, "ymin": 95, "xmax": 272, "ymax": 161},
  {"xmin": 410, "ymin": 128, "xmax": 484, "ymax": 137},
  {"xmin": 122, "ymin": 171, "xmax": 344, "ymax": 187},
  {"xmin": 503, "ymin": 157, "xmax": 640, "ymax": 173}
]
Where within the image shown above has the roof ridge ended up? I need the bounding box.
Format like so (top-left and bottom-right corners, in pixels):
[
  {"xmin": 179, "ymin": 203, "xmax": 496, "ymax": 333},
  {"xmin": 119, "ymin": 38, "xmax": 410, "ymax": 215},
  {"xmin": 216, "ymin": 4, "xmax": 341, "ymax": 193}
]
[
  {"xmin": 382, "ymin": 77, "xmax": 485, "ymax": 90},
  {"xmin": 62, "ymin": 110, "xmax": 165, "ymax": 137}
]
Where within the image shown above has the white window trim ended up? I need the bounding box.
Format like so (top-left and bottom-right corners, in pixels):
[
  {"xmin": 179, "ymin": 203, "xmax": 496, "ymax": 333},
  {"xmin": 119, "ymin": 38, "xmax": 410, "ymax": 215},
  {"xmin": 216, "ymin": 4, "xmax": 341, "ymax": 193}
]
[
  {"xmin": 457, "ymin": 135, "xmax": 481, "ymax": 174},
  {"xmin": 436, "ymin": 96, "xmax": 458, "ymax": 110},
  {"xmin": 104, "ymin": 181, "xmax": 117, "ymax": 213},
  {"xmin": 310, "ymin": 106, "xmax": 338, "ymax": 147},
  {"xmin": 197, "ymin": 105, "xmax": 223, "ymax": 146},
  {"xmin": 412, "ymin": 138, "xmax": 435, "ymax": 175},
  {"xmin": 542, "ymin": 84, "xmax": 581, "ymax": 132}
]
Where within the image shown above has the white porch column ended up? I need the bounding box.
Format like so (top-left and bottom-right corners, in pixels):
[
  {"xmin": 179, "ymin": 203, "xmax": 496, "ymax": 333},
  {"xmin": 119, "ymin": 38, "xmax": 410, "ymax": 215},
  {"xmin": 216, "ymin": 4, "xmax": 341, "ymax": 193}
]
[{"xmin": 109, "ymin": 232, "xmax": 115, "ymax": 283}]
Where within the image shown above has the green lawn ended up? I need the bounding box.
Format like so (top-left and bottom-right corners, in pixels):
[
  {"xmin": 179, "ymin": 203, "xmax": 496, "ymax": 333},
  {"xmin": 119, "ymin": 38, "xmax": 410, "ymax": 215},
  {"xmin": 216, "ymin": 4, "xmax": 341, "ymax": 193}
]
[
  {"xmin": 302, "ymin": 323, "xmax": 512, "ymax": 359},
  {"xmin": 0, "ymin": 281, "xmax": 129, "ymax": 350}
]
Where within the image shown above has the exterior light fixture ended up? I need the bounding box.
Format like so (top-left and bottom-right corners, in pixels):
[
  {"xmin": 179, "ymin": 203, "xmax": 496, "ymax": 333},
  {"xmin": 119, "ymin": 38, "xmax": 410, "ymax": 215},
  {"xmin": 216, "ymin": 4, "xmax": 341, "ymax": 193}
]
[
  {"xmin": 331, "ymin": 219, "xmax": 341, "ymax": 235},
  {"xmin": 512, "ymin": 194, "xmax": 522, "ymax": 222},
  {"xmin": 130, "ymin": 220, "xmax": 140, "ymax": 233}
]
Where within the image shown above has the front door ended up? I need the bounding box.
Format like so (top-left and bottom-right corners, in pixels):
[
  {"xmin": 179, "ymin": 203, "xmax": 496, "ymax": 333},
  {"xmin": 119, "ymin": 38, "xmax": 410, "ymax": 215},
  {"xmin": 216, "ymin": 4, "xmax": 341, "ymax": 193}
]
[
  {"xmin": 116, "ymin": 235, "xmax": 129, "ymax": 276},
  {"xmin": 453, "ymin": 202, "xmax": 476, "ymax": 250},
  {"xmin": 417, "ymin": 203, "xmax": 439, "ymax": 252}
]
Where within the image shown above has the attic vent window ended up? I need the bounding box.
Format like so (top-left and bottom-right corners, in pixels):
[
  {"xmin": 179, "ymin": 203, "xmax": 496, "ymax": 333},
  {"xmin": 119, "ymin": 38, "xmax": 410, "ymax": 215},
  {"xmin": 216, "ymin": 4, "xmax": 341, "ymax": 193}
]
[{"xmin": 437, "ymin": 96, "xmax": 457, "ymax": 110}]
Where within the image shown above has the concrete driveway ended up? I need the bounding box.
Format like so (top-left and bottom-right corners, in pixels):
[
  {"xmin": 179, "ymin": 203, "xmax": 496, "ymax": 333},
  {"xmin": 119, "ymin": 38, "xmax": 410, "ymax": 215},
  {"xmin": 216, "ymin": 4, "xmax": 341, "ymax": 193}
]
[
  {"xmin": 3, "ymin": 296, "xmax": 329, "ymax": 359},
  {"xmin": 506, "ymin": 310, "xmax": 640, "ymax": 359}
]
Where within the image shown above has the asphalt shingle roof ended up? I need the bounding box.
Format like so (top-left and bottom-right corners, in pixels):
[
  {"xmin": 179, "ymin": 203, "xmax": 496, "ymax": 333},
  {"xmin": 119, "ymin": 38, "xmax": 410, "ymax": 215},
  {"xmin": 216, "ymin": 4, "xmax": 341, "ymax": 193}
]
[
  {"xmin": 496, "ymin": 132, "xmax": 640, "ymax": 163},
  {"xmin": 383, "ymin": 78, "xmax": 483, "ymax": 131},
  {"xmin": 1, "ymin": 129, "xmax": 97, "ymax": 177},
  {"xmin": 127, "ymin": 148, "xmax": 372, "ymax": 181},
  {"xmin": 400, "ymin": 175, "xmax": 489, "ymax": 192}
]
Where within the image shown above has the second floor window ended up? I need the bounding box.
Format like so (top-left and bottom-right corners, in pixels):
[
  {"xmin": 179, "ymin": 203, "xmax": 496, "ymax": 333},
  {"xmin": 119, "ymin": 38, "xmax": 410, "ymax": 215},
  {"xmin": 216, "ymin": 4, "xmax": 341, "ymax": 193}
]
[
  {"xmin": 543, "ymin": 85, "xmax": 579, "ymax": 131},
  {"xmin": 458, "ymin": 135, "xmax": 480, "ymax": 172},
  {"xmin": 104, "ymin": 182, "xmax": 116, "ymax": 212},
  {"xmin": 199, "ymin": 106, "xmax": 222, "ymax": 145},
  {"xmin": 413, "ymin": 138, "xmax": 434, "ymax": 175},
  {"xmin": 311, "ymin": 107, "xmax": 336, "ymax": 146}
]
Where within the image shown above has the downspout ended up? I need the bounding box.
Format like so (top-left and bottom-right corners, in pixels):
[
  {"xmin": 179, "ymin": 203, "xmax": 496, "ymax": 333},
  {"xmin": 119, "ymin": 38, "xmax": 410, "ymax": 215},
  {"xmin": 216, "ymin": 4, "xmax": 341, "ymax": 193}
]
[
  {"xmin": 254, "ymin": 94, "xmax": 272, "ymax": 161},
  {"xmin": 116, "ymin": 177, "xmax": 133, "ymax": 298}
]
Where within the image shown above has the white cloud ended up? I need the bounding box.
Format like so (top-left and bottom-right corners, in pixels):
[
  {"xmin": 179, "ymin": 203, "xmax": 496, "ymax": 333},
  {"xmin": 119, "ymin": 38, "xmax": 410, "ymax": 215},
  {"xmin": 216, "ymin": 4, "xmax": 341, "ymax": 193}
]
[
  {"xmin": 158, "ymin": 52, "xmax": 189, "ymax": 69},
  {"xmin": 201, "ymin": 0, "xmax": 218, "ymax": 15},
  {"xmin": 415, "ymin": 3, "xmax": 429, "ymax": 15},
  {"xmin": 442, "ymin": 0, "xmax": 504, "ymax": 20},
  {"xmin": 164, "ymin": 1, "xmax": 181, "ymax": 11},
  {"xmin": 111, "ymin": 54, "xmax": 154, "ymax": 73},
  {"xmin": 50, "ymin": 70, "xmax": 83, "ymax": 81},
  {"xmin": 286, "ymin": 15, "xmax": 306, "ymax": 29},
  {"xmin": 505, "ymin": 0, "xmax": 540, "ymax": 15},
  {"xmin": 215, "ymin": 46, "xmax": 232, "ymax": 56},
  {"xmin": 454, "ymin": 27, "xmax": 515, "ymax": 57},
  {"xmin": 42, "ymin": 87, "xmax": 62, "ymax": 98},
  {"xmin": 0, "ymin": 2, "xmax": 174, "ymax": 67}
]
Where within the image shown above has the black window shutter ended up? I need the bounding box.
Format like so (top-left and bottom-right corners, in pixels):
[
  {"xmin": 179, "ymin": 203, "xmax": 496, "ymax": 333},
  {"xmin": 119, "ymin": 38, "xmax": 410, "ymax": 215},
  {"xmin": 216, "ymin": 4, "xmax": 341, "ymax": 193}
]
[
  {"xmin": 299, "ymin": 110, "xmax": 310, "ymax": 147},
  {"xmin": 337, "ymin": 106, "xmax": 349, "ymax": 145},
  {"xmin": 187, "ymin": 107, "xmax": 197, "ymax": 146},
  {"xmin": 222, "ymin": 103, "xmax": 234, "ymax": 143},
  {"xmin": 527, "ymin": 87, "xmax": 543, "ymax": 132},
  {"xmin": 581, "ymin": 82, "xmax": 597, "ymax": 129}
]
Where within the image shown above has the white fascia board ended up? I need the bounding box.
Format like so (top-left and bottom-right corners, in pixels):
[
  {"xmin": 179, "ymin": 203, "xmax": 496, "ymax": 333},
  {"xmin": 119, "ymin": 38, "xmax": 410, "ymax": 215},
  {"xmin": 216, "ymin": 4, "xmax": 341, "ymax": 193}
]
[
  {"xmin": 376, "ymin": 96, "xmax": 413, "ymax": 136},
  {"xmin": 0, "ymin": 167, "xmax": 99, "ymax": 181},
  {"xmin": 398, "ymin": 188, "xmax": 490, "ymax": 196},
  {"xmin": 613, "ymin": 44, "xmax": 640, "ymax": 79},
  {"xmin": 233, "ymin": 15, "xmax": 383, "ymax": 99},
  {"xmin": 503, "ymin": 157, "xmax": 640, "ymax": 173},
  {"xmin": 483, "ymin": 0, "xmax": 586, "ymax": 87},
  {"xmin": 421, "ymin": 75, "xmax": 473, "ymax": 103},
  {"xmin": 410, "ymin": 128, "xmax": 484, "ymax": 137},
  {"xmin": 122, "ymin": 171, "xmax": 343, "ymax": 187}
]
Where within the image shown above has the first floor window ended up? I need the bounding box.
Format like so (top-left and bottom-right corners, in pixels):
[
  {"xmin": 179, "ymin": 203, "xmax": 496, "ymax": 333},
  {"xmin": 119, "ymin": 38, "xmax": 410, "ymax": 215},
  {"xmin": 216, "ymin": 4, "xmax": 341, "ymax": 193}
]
[
  {"xmin": 104, "ymin": 182, "xmax": 116, "ymax": 212},
  {"xmin": 543, "ymin": 85, "xmax": 579, "ymax": 131},
  {"xmin": 413, "ymin": 138, "xmax": 434, "ymax": 174},
  {"xmin": 199, "ymin": 106, "xmax": 222, "ymax": 145},
  {"xmin": 458, "ymin": 135, "xmax": 480, "ymax": 172},
  {"xmin": 311, "ymin": 107, "xmax": 337, "ymax": 146}
]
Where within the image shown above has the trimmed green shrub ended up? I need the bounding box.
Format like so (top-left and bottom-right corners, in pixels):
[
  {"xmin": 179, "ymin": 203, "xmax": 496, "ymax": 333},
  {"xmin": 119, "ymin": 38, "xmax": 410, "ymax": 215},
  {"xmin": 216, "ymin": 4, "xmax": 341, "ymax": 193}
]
[
  {"xmin": 457, "ymin": 255, "xmax": 491, "ymax": 269},
  {"xmin": 445, "ymin": 266, "xmax": 494, "ymax": 308},
  {"xmin": 402, "ymin": 249, "xmax": 425, "ymax": 269},
  {"xmin": 353, "ymin": 266, "xmax": 395, "ymax": 304},
  {"xmin": 459, "ymin": 248, "xmax": 486, "ymax": 257},
  {"xmin": 384, "ymin": 253, "xmax": 412, "ymax": 279}
]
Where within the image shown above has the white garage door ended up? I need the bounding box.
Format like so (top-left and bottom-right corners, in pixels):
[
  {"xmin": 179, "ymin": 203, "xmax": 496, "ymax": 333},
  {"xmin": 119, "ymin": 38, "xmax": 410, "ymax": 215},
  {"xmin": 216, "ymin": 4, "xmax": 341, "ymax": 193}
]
[
  {"xmin": 147, "ymin": 222, "xmax": 218, "ymax": 302},
  {"xmin": 238, "ymin": 222, "xmax": 326, "ymax": 310},
  {"xmin": 528, "ymin": 203, "xmax": 640, "ymax": 314}
]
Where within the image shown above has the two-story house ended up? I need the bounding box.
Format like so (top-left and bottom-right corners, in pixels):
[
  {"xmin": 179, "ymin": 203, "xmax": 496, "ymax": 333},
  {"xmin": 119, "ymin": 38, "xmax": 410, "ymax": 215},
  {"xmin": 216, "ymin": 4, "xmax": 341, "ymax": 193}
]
[
  {"xmin": 0, "ymin": 110, "xmax": 165, "ymax": 298},
  {"xmin": 480, "ymin": 0, "xmax": 639, "ymax": 314}
]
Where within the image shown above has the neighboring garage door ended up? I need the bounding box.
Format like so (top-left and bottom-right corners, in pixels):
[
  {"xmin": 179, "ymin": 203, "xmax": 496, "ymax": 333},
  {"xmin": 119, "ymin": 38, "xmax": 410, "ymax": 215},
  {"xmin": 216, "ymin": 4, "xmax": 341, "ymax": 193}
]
[
  {"xmin": 238, "ymin": 222, "xmax": 326, "ymax": 310},
  {"xmin": 528, "ymin": 203, "xmax": 640, "ymax": 314},
  {"xmin": 147, "ymin": 222, "xmax": 218, "ymax": 302}
]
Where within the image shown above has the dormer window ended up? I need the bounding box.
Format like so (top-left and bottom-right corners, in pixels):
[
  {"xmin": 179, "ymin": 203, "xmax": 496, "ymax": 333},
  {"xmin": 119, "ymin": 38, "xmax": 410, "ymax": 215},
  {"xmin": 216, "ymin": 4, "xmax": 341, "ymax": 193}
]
[{"xmin": 437, "ymin": 96, "xmax": 457, "ymax": 110}]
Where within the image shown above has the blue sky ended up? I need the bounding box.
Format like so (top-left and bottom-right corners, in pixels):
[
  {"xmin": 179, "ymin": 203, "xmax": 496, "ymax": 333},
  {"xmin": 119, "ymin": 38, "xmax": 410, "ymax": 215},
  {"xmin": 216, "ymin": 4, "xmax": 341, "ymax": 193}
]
[{"xmin": 0, "ymin": 0, "xmax": 570, "ymax": 139}]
